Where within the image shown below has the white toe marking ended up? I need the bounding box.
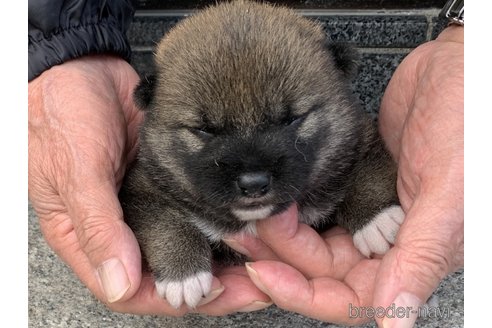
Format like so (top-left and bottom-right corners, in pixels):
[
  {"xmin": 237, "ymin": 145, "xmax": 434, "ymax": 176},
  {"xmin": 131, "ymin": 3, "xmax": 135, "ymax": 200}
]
[
  {"xmin": 155, "ymin": 271, "xmax": 213, "ymax": 309},
  {"xmin": 166, "ymin": 280, "xmax": 184, "ymax": 309},
  {"xmin": 353, "ymin": 205, "xmax": 405, "ymax": 257}
]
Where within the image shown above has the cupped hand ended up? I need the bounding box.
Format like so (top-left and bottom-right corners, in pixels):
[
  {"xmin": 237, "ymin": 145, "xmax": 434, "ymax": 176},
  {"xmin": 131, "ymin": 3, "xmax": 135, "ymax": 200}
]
[
  {"xmin": 28, "ymin": 55, "xmax": 269, "ymax": 315},
  {"xmin": 374, "ymin": 25, "xmax": 463, "ymax": 327},
  {"xmin": 225, "ymin": 205, "xmax": 380, "ymax": 326},
  {"xmin": 225, "ymin": 25, "xmax": 464, "ymax": 327}
]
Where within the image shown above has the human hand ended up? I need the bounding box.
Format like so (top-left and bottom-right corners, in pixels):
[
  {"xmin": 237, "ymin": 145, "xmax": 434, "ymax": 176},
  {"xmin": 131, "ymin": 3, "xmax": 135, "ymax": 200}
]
[
  {"xmin": 28, "ymin": 55, "xmax": 270, "ymax": 315},
  {"xmin": 375, "ymin": 25, "xmax": 463, "ymax": 327},
  {"xmin": 224, "ymin": 204, "xmax": 381, "ymax": 326},
  {"xmin": 225, "ymin": 25, "xmax": 464, "ymax": 327}
]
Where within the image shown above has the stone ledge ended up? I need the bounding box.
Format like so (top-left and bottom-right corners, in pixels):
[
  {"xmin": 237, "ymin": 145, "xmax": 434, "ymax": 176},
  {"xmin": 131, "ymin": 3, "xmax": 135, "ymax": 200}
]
[{"xmin": 128, "ymin": 13, "xmax": 429, "ymax": 48}]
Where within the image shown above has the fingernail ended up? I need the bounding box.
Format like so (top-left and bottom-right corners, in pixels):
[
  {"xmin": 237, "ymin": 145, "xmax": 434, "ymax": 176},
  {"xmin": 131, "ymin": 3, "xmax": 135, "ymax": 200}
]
[
  {"xmin": 382, "ymin": 292, "xmax": 422, "ymax": 328},
  {"xmin": 97, "ymin": 258, "xmax": 131, "ymax": 303},
  {"xmin": 245, "ymin": 262, "xmax": 269, "ymax": 295},
  {"xmin": 237, "ymin": 300, "xmax": 273, "ymax": 312},
  {"xmin": 223, "ymin": 238, "xmax": 251, "ymax": 257},
  {"xmin": 197, "ymin": 285, "xmax": 225, "ymax": 307}
]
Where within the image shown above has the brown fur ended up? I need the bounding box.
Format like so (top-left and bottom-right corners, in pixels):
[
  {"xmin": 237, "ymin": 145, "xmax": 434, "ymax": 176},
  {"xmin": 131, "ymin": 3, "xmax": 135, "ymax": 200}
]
[{"xmin": 119, "ymin": 0, "xmax": 399, "ymax": 307}]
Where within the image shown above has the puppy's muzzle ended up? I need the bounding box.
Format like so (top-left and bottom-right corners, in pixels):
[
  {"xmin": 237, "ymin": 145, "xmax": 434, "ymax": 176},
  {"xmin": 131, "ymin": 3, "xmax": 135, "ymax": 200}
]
[{"xmin": 236, "ymin": 172, "xmax": 272, "ymax": 198}]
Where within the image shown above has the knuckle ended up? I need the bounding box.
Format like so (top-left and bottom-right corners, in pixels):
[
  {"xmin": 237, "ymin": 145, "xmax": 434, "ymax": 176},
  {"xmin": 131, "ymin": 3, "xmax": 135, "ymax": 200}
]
[
  {"xmin": 77, "ymin": 215, "xmax": 123, "ymax": 259},
  {"xmin": 38, "ymin": 212, "xmax": 78, "ymax": 257}
]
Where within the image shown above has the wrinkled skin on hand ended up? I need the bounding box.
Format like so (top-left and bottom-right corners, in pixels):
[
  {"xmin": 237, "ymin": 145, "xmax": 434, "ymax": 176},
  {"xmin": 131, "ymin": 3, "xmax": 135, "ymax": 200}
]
[
  {"xmin": 28, "ymin": 55, "xmax": 270, "ymax": 315},
  {"xmin": 375, "ymin": 24, "xmax": 463, "ymax": 327},
  {"xmin": 225, "ymin": 26, "xmax": 463, "ymax": 327}
]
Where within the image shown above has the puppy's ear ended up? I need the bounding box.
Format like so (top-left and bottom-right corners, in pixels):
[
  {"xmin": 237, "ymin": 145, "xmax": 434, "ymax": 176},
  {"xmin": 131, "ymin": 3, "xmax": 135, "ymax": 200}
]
[
  {"xmin": 324, "ymin": 41, "xmax": 359, "ymax": 78},
  {"xmin": 133, "ymin": 75, "xmax": 157, "ymax": 110}
]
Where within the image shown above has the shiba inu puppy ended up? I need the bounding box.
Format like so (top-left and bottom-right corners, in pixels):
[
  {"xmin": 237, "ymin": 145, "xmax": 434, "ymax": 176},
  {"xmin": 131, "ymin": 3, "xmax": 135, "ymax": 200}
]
[{"xmin": 120, "ymin": 0, "xmax": 404, "ymax": 309}]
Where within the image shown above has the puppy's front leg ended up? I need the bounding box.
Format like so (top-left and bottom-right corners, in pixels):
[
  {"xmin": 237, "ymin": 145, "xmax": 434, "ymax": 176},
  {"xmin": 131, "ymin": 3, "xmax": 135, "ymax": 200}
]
[
  {"xmin": 335, "ymin": 125, "xmax": 404, "ymax": 257},
  {"xmin": 122, "ymin": 197, "xmax": 213, "ymax": 309}
]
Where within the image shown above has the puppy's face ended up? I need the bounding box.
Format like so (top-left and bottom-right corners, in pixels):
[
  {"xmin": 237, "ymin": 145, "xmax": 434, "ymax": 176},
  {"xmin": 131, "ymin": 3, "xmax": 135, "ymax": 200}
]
[{"xmin": 136, "ymin": 2, "xmax": 361, "ymax": 227}]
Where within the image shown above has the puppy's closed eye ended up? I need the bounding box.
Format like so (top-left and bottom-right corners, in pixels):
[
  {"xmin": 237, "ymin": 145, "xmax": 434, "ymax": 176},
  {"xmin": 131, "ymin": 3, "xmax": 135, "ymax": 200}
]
[
  {"xmin": 188, "ymin": 125, "xmax": 217, "ymax": 139},
  {"xmin": 281, "ymin": 114, "xmax": 306, "ymax": 127}
]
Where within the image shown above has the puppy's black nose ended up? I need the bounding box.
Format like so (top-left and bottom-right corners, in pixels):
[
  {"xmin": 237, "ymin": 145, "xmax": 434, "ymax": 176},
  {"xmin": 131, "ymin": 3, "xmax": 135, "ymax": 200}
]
[{"xmin": 237, "ymin": 172, "xmax": 271, "ymax": 197}]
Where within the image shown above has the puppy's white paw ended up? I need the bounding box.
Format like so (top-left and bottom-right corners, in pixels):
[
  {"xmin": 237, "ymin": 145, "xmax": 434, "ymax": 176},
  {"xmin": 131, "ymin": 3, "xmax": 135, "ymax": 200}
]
[
  {"xmin": 155, "ymin": 271, "xmax": 213, "ymax": 309},
  {"xmin": 353, "ymin": 205, "xmax": 405, "ymax": 257}
]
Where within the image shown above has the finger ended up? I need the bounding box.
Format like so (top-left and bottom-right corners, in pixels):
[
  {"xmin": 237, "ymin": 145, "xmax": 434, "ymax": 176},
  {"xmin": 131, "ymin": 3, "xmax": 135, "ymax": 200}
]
[
  {"xmin": 320, "ymin": 226, "xmax": 349, "ymax": 238},
  {"xmin": 196, "ymin": 266, "xmax": 272, "ymax": 315},
  {"xmin": 107, "ymin": 273, "xmax": 190, "ymax": 315},
  {"xmin": 223, "ymin": 232, "xmax": 281, "ymax": 261},
  {"xmin": 40, "ymin": 213, "xmax": 224, "ymax": 316},
  {"xmin": 372, "ymin": 193, "xmax": 463, "ymax": 328},
  {"xmin": 62, "ymin": 179, "xmax": 143, "ymax": 304},
  {"xmin": 38, "ymin": 205, "xmax": 140, "ymax": 303},
  {"xmin": 245, "ymin": 260, "xmax": 379, "ymax": 325},
  {"xmin": 256, "ymin": 204, "xmax": 364, "ymax": 279},
  {"xmin": 110, "ymin": 274, "xmax": 225, "ymax": 315}
]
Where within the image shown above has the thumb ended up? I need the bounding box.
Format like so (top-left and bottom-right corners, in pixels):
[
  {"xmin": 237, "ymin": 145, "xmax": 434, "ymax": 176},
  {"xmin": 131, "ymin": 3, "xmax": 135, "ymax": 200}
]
[
  {"xmin": 66, "ymin": 179, "xmax": 142, "ymax": 304},
  {"xmin": 373, "ymin": 195, "xmax": 463, "ymax": 328}
]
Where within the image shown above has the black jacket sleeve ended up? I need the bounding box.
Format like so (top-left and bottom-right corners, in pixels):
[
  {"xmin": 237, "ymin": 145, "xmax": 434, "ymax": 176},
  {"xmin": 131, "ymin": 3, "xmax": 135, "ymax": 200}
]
[{"xmin": 28, "ymin": 0, "xmax": 135, "ymax": 81}]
